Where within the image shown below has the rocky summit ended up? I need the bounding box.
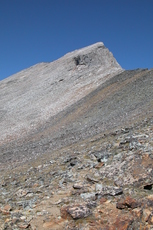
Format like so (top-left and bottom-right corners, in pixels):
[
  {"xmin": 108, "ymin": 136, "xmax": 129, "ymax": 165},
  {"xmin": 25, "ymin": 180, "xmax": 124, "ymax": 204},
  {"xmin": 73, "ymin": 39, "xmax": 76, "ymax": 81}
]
[{"xmin": 0, "ymin": 42, "xmax": 153, "ymax": 230}]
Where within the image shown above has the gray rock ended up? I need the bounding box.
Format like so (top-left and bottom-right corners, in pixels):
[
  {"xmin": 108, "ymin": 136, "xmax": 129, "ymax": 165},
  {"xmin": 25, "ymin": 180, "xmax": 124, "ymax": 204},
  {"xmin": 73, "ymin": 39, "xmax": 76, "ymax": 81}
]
[
  {"xmin": 80, "ymin": 192, "xmax": 95, "ymax": 200},
  {"xmin": 95, "ymin": 183, "xmax": 103, "ymax": 192},
  {"xmin": 73, "ymin": 183, "xmax": 83, "ymax": 189},
  {"xmin": 67, "ymin": 204, "xmax": 92, "ymax": 219},
  {"xmin": 93, "ymin": 151, "xmax": 109, "ymax": 162},
  {"xmin": 86, "ymin": 175, "xmax": 99, "ymax": 183},
  {"xmin": 96, "ymin": 186, "xmax": 123, "ymax": 197},
  {"xmin": 16, "ymin": 189, "xmax": 28, "ymax": 198}
]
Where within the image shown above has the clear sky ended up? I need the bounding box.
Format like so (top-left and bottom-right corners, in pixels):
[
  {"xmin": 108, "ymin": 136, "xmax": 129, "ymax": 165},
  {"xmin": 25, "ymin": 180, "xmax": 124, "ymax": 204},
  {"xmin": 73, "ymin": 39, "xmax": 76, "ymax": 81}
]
[{"xmin": 0, "ymin": 0, "xmax": 153, "ymax": 81}]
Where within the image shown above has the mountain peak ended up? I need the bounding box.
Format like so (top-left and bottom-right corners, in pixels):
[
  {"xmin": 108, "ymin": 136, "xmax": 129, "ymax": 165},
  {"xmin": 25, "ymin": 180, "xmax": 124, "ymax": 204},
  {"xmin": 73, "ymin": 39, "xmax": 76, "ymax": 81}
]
[
  {"xmin": 63, "ymin": 41, "xmax": 121, "ymax": 69},
  {"xmin": 0, "ymin": 42, "xmax": 123, "ymax": 144}
]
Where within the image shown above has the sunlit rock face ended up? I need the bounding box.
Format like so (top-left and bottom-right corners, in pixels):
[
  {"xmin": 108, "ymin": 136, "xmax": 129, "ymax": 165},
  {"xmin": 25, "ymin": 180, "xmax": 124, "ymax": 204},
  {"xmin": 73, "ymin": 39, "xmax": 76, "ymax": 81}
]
[{"xmin": 0, "ymin": 42, "xmax": 123, "ymax": 144}]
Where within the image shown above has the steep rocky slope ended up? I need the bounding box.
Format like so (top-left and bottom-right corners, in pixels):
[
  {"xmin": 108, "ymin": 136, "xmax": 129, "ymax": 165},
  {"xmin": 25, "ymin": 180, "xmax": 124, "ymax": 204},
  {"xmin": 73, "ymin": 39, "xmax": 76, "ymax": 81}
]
[
  {"xmin": 0, "ymin": 42, "xmax": 122, "ymax": 145},
  {"xmin": 0, "ymin": 43, "xmax": 153, "ymax": 229}
]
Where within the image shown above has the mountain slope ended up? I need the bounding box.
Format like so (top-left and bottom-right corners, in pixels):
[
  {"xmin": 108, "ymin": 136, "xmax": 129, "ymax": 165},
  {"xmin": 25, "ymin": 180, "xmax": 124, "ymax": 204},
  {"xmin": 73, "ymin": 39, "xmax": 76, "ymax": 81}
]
[
  {"xmin": 0, "ymin": 43, "xmax": 153, "ymax": 229},
  {"xmin": 1, "ymin": 68, "xmax": 153, "ymax": 168},
  {"xmin": 0, "ymin": 42, "xmax": 122, "ymax": 145}
]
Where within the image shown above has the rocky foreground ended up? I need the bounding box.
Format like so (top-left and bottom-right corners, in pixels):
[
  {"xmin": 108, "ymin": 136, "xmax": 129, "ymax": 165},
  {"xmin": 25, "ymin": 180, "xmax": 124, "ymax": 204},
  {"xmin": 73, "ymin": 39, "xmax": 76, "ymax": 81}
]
[{"xmin": 0, "ymin": 43, "xmax": 153, "ymax": 229}]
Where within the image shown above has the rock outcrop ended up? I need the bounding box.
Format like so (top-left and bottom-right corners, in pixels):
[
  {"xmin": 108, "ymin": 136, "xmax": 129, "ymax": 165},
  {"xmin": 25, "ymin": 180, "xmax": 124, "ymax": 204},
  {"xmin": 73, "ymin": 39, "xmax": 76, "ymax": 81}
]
[{"xmin": 0, "ymin": 42, "xmax": 153, "ymax": 229}]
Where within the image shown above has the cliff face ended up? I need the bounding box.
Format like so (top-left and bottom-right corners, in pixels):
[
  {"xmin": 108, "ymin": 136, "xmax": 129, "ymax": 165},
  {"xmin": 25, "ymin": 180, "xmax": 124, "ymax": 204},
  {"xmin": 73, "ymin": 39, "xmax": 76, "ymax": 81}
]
[{"xmin": 1, "ymin": 43, "xmax": 153, "ymax": 229}]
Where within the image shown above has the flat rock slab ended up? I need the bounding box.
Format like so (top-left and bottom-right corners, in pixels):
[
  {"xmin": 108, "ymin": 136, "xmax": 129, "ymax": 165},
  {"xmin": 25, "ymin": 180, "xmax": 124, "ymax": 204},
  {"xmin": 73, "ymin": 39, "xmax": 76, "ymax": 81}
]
[{"xmin": 96, "ymin": 186, "xmax": 123, "ymax": 197}]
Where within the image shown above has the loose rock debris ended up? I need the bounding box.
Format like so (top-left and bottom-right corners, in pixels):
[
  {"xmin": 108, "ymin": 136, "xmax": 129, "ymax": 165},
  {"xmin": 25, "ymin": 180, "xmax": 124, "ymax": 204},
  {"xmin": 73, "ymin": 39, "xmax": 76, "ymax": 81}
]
[{"xmin": 1, "ymin": 120, "xmax": 153, "ymax": 229}]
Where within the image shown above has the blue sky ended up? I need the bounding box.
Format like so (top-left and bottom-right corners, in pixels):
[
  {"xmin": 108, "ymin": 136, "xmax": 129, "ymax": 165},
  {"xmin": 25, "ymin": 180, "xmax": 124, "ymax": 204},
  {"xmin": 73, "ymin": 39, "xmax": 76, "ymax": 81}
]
[{"xmin": 0, "ymin": 0, "xmax": 153, "ymax": 81}]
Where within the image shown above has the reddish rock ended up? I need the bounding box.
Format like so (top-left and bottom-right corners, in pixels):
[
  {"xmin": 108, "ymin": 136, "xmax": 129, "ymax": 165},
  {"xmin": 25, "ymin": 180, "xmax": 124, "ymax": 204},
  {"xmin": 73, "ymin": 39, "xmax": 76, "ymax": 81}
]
[
  {"xmin": 33, "ymin": 183, "xmax": 39, "ymax": 188},
  {"xmin": 116, "ymin": 200, "xmax": 126, "ymax": 209},
  {"xmin": 113, "ymin": 217, "xmax": 133, "ymax": 230},
  {"xmin": 142, "ymin": 209, "xmax": 151, "ymax": 222},
  {"xmin": 116, "ymin": 196, "xmax": 140, "ymax": 209},
  {"xmin": 95, "ymin": 162, "xmax": 104, "ymax": 168},
  {"xmin": 100, "ymin": 197, "xmax": 107, "ymax": 204},
  {"xmin": 0, "ymin": 205, "xmax": 12, "ymax": 215},
  {"xmin": 148, "ymin": 212, "xmax": 153, "ymax": 225},
  {"xmin": 60, "ymin": 206, "xmax": 70, "ymax": 219},
  {"xmin": 125, "ymin": 196, "xmax": 140, "ymax": 209},
  {"xmin": 131, "ymin": 207, "xmax": 142, "ymax": 219},
  {"xmin": 143, "ymin": 227, "xmax": 151, "ymax": 230},
  {"xmin": 3, "ymin": 204, "xmax": 12, "ymax": 212},
  {"xmin": 17, "ymin": 223, "xmax": 30, "ymax": 229}
]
